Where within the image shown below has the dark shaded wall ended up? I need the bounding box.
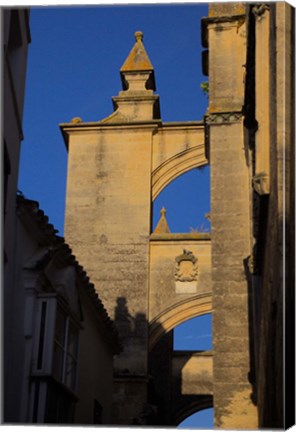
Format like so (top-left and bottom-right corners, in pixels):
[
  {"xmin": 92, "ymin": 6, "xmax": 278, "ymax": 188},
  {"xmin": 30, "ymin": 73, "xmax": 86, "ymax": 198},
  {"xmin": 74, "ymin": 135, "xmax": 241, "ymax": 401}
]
[
  {"xmin": 244, "ymin": 3, "xmax": 295, "ymax": 428},
  {"xmin": 3, "ymin": 8, "xmax": 31, "ymax": 422}
]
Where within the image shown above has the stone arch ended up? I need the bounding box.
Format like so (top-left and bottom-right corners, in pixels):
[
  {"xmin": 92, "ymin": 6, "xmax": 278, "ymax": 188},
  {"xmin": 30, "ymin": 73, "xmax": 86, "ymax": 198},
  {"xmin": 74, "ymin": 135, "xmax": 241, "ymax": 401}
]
[
  {"xmin": 151, "ymin": 145, "xmax": 208, "ymax": 201},
  {"xmin": 148, "ymin": 294, "xmax": 212, "ymax": 350},
  {"xmin": 174, "ymin": 397, "xmax": 213, "ymax": 426}
]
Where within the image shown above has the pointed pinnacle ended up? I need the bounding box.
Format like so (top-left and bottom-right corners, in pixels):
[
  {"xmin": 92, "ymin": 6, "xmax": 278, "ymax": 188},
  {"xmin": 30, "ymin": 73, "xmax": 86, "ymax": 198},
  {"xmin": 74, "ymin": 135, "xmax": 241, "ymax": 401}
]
[
  {"xmin": 153, "ymin": 206, "xmax": 171, "ymax": 234},
  {"xmin": 134, "ymin": 31, "xmax": 143, "ymax": 42}
]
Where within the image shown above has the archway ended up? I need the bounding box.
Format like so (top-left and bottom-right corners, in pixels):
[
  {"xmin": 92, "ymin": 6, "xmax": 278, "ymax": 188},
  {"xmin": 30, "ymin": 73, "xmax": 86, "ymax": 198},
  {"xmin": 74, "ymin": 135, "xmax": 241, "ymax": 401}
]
[
  {"xmin": 149, "ymin": 295, "xmax": 212, "ymax": 350},
  {"xmin": 148, "ymin": 321, "xmax": 213, "ymax": 427},
  {"xmin": 148, "ymin": 164, "xmax": 212, "ymax": 426},
  {"xmin": 172, "ymin": 314, "xmax": 213, "ymax": 427},
  {"xmin": 152, "ymin": 166, "xmax": 210, "ymax": 234},
  {"xmin": 177, "ymin": 407, "xmax": 214, "ymax": 429},
  {"xmin": 152, "ymin": 145, "xmax": 208, "ymax": 201}
]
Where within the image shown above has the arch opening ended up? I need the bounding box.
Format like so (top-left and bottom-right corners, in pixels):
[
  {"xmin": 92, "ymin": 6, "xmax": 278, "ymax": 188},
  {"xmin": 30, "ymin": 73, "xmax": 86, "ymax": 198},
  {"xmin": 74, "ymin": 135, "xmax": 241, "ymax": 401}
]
[
  {"xmin": 149, "ymin": 295, "xmax": 212, "ymax": 351},
  {"xmin": 174, "ymin": 313, "xmax": 212, "ymax": 351},
  {"xmin": 177, "ymin": 407, "xmax": 214, "ymax": 429},
  {"xmin": 152, "ymin": 167, "xmax": 210, "ymax": 234},
  {"xmin": 151, "ymin": 139, "xmax": 208, "ymax": 202}
]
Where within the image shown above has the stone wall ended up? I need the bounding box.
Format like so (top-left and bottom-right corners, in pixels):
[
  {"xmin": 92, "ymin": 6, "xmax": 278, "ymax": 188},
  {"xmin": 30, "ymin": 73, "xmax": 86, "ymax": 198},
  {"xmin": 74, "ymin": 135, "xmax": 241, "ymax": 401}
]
[
  {"xmin": 205, "ymin": 4, "xmax": 258, "ymax": 428},
  {"xmin": 65, "ymin": 126, "xmax": 155, "ymax": 377}
]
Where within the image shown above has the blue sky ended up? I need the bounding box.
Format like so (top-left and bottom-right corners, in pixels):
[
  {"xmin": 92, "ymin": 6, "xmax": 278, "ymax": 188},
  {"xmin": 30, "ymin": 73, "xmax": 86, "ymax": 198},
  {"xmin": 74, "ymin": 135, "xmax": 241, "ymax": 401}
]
[
  {"xmin": 18, "ymin": 4, "xmax": 210, "ymax": 234},
  {"xmin": 18, "ymin": 4, "xmax": 212, "ymax": 428}
]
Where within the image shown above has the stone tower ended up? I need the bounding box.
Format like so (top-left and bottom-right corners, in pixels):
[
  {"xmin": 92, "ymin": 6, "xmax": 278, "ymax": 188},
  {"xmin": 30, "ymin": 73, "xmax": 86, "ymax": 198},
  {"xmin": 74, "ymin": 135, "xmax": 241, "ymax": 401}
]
[
  {"xmin": 61, "ymin": 31, "xmax": 210, "ymax": 424},
  {"xmin": 63, "ymin": 32, "xmax": 159, "ymax": 423}
]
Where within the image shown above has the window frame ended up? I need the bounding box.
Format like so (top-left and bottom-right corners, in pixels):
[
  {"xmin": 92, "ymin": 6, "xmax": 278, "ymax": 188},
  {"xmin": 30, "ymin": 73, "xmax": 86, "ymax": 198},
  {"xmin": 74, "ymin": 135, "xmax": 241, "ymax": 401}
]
[{"xmin": 30, "ymin": 293, "xmax": 81, "ymax": 423}]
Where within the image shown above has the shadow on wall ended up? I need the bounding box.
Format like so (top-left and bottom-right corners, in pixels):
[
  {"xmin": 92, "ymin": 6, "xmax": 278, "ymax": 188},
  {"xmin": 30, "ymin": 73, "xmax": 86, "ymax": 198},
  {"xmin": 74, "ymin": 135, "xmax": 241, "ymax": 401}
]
[
  {"xmin": 113, "ymin": 296, "xmax": 213, "ymax": 426},
  {"xmin": 113, "ymin": 296, "xmax": 160, "ymax": 425},
  {"xmin": 245, "ymin": 189, "xmax": 286, "ymax": 426},
  {"xmin": 114, "ymin": 297, "xmax": 146, "ymax": 342}
]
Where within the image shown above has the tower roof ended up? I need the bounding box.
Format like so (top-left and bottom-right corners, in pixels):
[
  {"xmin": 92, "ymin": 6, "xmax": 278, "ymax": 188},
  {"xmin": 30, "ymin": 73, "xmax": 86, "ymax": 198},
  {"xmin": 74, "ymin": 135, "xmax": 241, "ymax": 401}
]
[
  {"xmin": 120, "ymin": 31, "xmax": 156, "ymax": 91},
  {"xmin": 121, "ymin": 31, "xmax": 154, "ymax": 72}
]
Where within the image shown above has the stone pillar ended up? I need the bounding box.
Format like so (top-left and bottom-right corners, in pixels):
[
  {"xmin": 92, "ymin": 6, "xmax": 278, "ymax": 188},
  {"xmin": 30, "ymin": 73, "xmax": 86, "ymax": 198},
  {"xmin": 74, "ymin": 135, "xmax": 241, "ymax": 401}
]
[{"xmin": 205, "ymin": 4, "xmax": 258, "ymax": 428}]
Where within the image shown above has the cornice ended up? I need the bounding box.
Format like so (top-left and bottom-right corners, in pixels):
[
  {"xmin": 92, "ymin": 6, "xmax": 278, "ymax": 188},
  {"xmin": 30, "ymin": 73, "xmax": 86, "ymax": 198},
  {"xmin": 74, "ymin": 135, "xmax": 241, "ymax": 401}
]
[{"xmin": 150, "ymin": 233, "xmax": 211, "ymax": 242}]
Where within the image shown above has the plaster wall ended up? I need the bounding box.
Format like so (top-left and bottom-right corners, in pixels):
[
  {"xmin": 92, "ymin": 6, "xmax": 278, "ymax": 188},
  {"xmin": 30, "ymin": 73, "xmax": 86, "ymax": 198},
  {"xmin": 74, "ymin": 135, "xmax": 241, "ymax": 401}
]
[
  {"xmin": 4, "ymin": 214, "xmax": 38, "ymax": 422},
  {"xmin": 75, "ymin": 291, "xmax": 114, "ymax": 424},
  {"xmin": 4, "ymin": 9, "xmax": 30, "ymax": 267},
  {"xmin": 3, "ymin": 12, "xmax": 31, "ymax": 421}
]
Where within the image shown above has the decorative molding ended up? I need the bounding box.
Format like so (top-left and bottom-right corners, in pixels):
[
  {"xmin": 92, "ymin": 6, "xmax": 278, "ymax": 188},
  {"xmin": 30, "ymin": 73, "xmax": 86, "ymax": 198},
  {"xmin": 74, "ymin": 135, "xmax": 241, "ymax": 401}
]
[
  {"xmin": 252, "ymin": 172, "xmax": 270, "ymax": 195},
  {"xmin": 150, "ymin": 232, "xmax": 211, "ymax": 241},
  {"xmin": 152, "ymin": 144, "xmax": 207, "ymax": 201},
  {"xmin": 202, "ymin": 14, "xmax": 246, "ymax": 26},
  {"xmin": 148, "ymin": 294, "xmax": 212, "ymax": 350},
  {"xmin": 205, "ymin": 111, "xmax": 243, "ymax": 125},
  {"xmin": 252, "ymin": 4, "xmax": 270, "ymax": 20},
  {"xmin": 175, "ymin": 250, "xmax": 198, "ymax": 283}
]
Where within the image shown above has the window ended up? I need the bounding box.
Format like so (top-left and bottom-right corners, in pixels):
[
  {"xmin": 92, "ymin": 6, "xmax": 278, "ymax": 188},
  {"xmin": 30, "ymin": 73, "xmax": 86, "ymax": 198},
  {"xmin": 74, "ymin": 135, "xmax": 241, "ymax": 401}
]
[
  {"xmin": 52, "ymin": 305, "xmax": 79, "ymax": 392},
  {"xmin": 30, "ymin": 295, "xmax": 80, "ymax": 423}
]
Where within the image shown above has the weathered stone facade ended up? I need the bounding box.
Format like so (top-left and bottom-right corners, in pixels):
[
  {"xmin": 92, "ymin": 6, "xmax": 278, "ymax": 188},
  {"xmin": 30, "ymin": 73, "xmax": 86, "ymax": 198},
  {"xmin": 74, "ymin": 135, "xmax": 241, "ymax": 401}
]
[
  {"xmin": 202, "ymin": 2, "xmax": 295, "ymax": 428},
  {"xmin": 61, "ymin": 3, "xmax": 294, "ymax": 428},
  {"xmin": 203, "ymin": 4, "xmax": 258, "ymax": 428},
  {"xmin": 61, "ymin": 31, "xmax": 211, "ymax": 424},
  {"xmin": 5, "ymin": 4, "xmax": 294, "ymax": 428}
]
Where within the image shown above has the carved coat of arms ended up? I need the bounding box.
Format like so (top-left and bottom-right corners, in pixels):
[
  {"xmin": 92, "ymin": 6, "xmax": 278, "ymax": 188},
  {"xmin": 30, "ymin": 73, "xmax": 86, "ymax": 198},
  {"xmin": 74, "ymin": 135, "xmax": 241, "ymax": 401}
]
[{"xmin": 175, "ymin": 249, "xmax": 198, "ymax": 282}]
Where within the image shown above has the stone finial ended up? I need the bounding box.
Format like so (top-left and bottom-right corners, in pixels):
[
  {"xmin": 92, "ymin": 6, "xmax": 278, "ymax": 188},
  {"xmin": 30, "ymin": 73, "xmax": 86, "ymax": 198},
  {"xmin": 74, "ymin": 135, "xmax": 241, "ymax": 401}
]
[
  {"xmin": 120, "ymin": 30, "xmax": 156, "ymax": 92},
  {"xmin": 101, "ymin": 30, "xmax": 160, "ymax": 123},
  {"xmin": 134, "ymin": 31, "xmax": 143, "ymax": 42},
  {"xmin": 121, "ymin": 30, "xmax": 152, "ymax": 73},
  {"xmin": 71, "ymin": 117, "xmax": 82, "ymax": 124},
  {"xmin": 154, "ymin": 207, "xmax": 171, "ymax": 234}
]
